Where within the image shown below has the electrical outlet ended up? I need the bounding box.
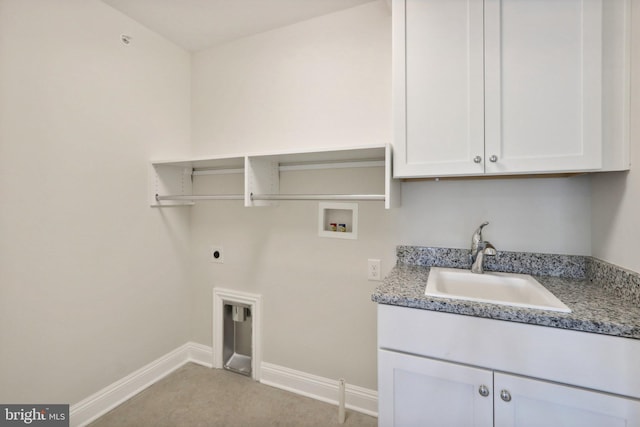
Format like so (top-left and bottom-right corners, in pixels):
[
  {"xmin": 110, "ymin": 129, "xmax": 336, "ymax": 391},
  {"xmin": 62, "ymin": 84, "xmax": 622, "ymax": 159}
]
[
  {"xmin": 368, "ymin": 259, "xmax": 381, "ymax": 281},
  {"xmin": 210, "ymin": 246, "xmax": 224, "ymax": 264}
]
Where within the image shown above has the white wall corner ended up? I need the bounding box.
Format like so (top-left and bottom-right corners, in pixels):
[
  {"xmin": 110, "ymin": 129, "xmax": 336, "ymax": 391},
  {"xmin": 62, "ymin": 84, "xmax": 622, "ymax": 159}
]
[
  {"xmin": 69, "ymin": 342, "xmax": 212, "ymax": 427},
  {"xmin": 260, "ymin": 362, "xmax": 378, "ymax": 418},
  {"xmin": 185, "ymin": 341, "xmax": 214, "ymax": 368}
]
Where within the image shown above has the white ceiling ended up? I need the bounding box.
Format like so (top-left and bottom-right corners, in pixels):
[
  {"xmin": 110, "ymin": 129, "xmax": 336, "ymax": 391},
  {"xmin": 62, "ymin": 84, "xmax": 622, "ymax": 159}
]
[{"xmin": 101, "ymin": 0, "xmax": 378, "ymax": 52}]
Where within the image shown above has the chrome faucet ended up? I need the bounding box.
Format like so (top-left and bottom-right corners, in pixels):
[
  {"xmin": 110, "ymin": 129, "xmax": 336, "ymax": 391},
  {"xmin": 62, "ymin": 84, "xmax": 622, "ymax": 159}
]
[{"xmin": 470, "ymin": 221, "xmax": 497, "ymax": 274}]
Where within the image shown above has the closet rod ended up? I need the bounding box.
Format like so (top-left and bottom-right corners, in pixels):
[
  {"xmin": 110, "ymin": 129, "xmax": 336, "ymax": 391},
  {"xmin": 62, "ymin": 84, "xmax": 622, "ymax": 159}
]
[
  {"xmin": 155, "ymin": 194, "xmax": 385, "ymax": 202},
  {"xmin": 250, "ymin": 194, "xmax": 385, "ymax": 201},
  {"xmin": 155, "ymin": 194, "xmax": 244, "ymax": 201},
  {"xmin": 191, "ymin": 160, "xmax": 386, "ymax": 176}
]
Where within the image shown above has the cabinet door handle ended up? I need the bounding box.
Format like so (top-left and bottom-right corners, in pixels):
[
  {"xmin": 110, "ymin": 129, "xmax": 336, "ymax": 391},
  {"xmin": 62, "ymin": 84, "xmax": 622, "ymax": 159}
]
[
  {"xmin": 489, "ymin": 155, "xmax": 498, "ymax": 163},
  {"xmin": 473, "ymin": 156, "xmax": 482, "ymax": 164},
  {"xmin": 500, "ymin": 389, "xmax": 512, "ymax": 402},
  {"xmin": 478, "ymin": 385, "xmax": 490, "ymax": 397}
]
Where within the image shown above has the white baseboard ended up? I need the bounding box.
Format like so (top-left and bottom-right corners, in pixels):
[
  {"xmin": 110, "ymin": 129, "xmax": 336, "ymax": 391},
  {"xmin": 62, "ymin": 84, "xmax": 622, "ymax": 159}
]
[
  {"xmin": 70, "ymin": 342, "xmax": 212, "ymax": 427},
  {"xmin": 260, "ymin": 362, "xmax": 378, "ymax": 417},
  {"xmin": 70, "ymin": 343, "xmax": 377, "ymax": 426}
]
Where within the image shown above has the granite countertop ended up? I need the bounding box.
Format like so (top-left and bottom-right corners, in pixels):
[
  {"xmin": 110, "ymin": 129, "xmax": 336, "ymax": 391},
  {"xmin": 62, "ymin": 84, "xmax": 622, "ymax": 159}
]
[{"xmin": 372, "ymin": 247, "xmax": 640, "ymax": 339}]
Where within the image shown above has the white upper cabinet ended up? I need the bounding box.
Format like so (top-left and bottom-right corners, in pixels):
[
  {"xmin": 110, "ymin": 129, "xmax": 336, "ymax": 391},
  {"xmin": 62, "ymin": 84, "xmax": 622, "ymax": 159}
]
[{"xmin": 393, "ymin": 0, "xmax": 631, "ymax": 178}]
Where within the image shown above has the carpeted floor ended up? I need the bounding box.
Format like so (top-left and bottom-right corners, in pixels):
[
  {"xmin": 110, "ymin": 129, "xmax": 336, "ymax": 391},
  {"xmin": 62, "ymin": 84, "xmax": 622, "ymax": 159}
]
[{"xmin": 88, "ymin": 363, "xmax": 378, "ymax": 427}]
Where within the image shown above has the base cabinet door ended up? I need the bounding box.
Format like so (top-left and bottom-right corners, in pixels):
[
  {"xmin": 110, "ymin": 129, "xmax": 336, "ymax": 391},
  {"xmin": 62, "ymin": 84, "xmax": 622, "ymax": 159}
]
[
  {"xmin": 378, "ymin": 349, "xmax": 493, "ymax": 427},
  {"xmin": 494, "ymin": 373, "xmax": 640, "ymax": 427}
]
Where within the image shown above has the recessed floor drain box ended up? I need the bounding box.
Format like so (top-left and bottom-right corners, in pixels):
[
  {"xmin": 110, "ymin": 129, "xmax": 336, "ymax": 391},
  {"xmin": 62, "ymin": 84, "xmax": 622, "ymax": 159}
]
[{"xmin": 223, "ymin": 303, "xmax": 252, "ymax": 376}]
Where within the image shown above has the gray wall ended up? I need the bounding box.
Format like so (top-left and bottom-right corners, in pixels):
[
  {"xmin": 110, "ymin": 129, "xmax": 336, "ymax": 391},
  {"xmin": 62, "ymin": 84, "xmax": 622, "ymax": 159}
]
[
  {"xmin": 591, "ymin": 0, "xmax": 640, "ymax": 273},
  {"xmin": 0, "ymin": 0, "xmax": 192, "ymax": 403}
]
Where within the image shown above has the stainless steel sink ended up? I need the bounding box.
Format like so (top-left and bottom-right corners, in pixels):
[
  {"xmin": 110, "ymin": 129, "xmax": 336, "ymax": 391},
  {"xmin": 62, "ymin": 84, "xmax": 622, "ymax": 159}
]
[{"xmin": 425, "ymin": 267, "xmax": 571, "ymax": 313}]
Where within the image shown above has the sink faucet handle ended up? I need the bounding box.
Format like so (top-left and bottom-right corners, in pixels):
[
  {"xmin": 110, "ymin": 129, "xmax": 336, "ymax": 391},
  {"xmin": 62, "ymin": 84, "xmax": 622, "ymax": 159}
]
[{"xmin": 483, "ymin": 241, "xmax": 497, "ymax": 256}]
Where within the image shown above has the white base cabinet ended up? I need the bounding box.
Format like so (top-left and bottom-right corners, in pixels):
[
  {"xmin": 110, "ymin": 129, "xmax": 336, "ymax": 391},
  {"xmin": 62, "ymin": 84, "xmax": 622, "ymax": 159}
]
[
  {"xmin": 377, "ymin": 305, "xmax": 640, "ymax": 427},
  {"xmin": 379, "ymin": 349, "xmax": 640, "ymax": 427}
]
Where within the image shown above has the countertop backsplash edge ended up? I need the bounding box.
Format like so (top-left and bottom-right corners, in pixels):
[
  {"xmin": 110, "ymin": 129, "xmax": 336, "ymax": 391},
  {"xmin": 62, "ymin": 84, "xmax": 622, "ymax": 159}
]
[
  {"xmin": 587, "ymin": 257, "xmax": 640, "ymax": 306},
  {"xmin": 396, "ymin": 245, "xmax": 588, "ymax": 280}
]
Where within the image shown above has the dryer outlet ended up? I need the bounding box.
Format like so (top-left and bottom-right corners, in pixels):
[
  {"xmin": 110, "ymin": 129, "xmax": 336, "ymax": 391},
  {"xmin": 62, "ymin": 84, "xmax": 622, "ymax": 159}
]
[{"xmin": 210, "ymin": 246, "xmax": 224, "ymax": 264}]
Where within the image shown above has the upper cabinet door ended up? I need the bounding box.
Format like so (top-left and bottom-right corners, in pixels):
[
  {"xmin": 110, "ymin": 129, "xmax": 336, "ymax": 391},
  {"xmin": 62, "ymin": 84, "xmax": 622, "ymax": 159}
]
[
  {"xmin": 484, "ymin": 0, "xmax": 603, "ymax": 174},
  {"xmin": 393, "ymin": 0, "xmax": 485, "ymax": 178}
]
